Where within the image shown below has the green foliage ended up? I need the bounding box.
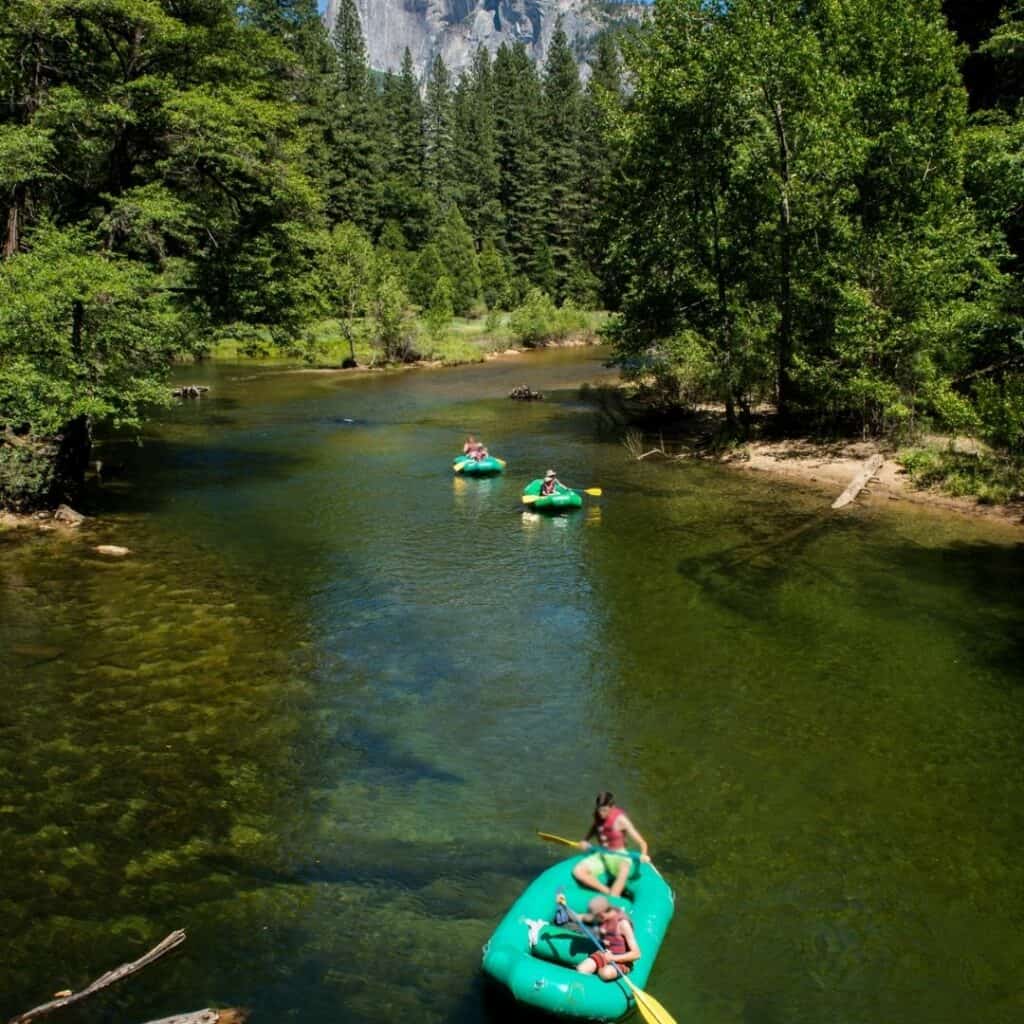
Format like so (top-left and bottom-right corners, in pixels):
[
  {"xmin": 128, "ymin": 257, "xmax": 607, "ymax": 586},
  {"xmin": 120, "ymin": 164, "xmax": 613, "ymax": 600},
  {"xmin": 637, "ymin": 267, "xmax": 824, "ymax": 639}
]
[
  {"xmin": 0, "ymin": 224, "xmax": 181, "ymax": 436},
  {"xmin": 608, "ymin": 0, "xmax": 1017, "ymax": 438},
  {"xmin": 509, "ymin": 289, "xmax": 592, "ymax": 346},
  {"xmin": 479, "ymin": 239, "xmax": 512, "ymax": 309},
  {"xmin": 433, "ymin": 206, "xmax": 481, "ymax": 316},
  {"xmin": 0, "ymin": 441, "xmax": 58, "ymax": 512},
  {"xmin": 424, "ymin": 276, "xmax": 454, "ymax": 343},
  {"xmin": 370, "ymin": 268, "xmax": 416, "ymax": 362},
  {"xmin": 899, "ymin": 444, "xmax": 1024, "ymax": 504},
  {"xmin": 975, "ymin": 373, "xmax": 1024, "ymax": 453},
  {"xmin": 319, "ymin": 221, "xmax": 375, "ymax": 362}
]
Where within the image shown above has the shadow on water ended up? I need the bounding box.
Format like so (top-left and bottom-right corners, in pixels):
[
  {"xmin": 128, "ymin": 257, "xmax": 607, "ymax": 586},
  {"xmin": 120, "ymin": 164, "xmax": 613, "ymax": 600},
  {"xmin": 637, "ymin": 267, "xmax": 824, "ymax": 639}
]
[{"xmin": 338, "ymin": 726, "xmax": 464, "ymax": 785}]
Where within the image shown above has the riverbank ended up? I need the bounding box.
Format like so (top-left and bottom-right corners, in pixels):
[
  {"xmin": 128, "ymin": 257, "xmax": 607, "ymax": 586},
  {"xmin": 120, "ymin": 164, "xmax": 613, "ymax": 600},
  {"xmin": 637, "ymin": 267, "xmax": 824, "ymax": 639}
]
[
  {"xmin": 728, "ymin": 438, "xmax": 1024, "ymax": 527},
  {"xmin": 616, "ymin": 408, "xmax": 1024, "ymax": 527},
  {"xmin": 199, "ymin": 310, "xmax": 607, "ymax": 370}
]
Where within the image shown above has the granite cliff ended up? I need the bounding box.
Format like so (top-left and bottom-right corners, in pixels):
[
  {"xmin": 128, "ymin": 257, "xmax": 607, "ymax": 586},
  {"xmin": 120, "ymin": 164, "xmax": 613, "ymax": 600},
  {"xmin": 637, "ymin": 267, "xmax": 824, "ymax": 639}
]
[{"xmin": 324, "ymin": 0, "xmax": 642, "ymax": 79}]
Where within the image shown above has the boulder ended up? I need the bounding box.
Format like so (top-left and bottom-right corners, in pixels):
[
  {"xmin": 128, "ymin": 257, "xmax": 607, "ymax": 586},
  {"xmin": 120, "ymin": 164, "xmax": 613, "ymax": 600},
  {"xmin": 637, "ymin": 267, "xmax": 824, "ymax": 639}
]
[{"xmin": 54, "ymin": 504, "xmax": 85, "ymax": 526}]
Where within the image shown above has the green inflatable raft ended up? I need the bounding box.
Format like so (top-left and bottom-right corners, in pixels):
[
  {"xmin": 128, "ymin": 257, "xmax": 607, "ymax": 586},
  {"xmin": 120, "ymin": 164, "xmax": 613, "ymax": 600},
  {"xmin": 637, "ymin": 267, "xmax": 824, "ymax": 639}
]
[
  {"xmin": 522, "ymin": 479, "xmax": 584, "ymax": 512},
  {"xmin": 482, "ymin": 853, "xmax": 674, "ymax": 1020},
  {"xmin": 454, "ymin": 453, "xmax": 505, "ymax": 476}
]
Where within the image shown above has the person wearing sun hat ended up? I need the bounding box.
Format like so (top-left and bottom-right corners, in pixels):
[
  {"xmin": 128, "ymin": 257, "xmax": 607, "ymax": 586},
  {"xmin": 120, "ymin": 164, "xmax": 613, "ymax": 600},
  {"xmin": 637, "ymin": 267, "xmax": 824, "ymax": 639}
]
[{"xmin": 540, "ymin": 468, "xmax": 563, "ymax": 496}]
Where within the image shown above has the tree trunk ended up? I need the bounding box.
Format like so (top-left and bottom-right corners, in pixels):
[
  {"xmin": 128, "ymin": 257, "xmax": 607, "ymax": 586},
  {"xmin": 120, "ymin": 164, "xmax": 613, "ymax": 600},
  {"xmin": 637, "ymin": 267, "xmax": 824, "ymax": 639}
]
[
  {"xmin": 767, "ymin": 91, "xmax": 795, "ymax": 423},
  {"xmin": 709, "ymin": 194, "xmax": 736, "ymax": 430},
  {"xmin": 51, "ymin": 415, "xmax": 92, "ymax": 504},
  {"xmin": 3, "ymin": 189, "xmax": 20, "ymax": 258}
]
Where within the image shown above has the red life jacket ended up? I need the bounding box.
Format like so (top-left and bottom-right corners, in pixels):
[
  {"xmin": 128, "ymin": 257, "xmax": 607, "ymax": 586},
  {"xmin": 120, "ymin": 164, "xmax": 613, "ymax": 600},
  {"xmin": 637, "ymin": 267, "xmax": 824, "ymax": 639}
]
[
  {"xmin": 597, "ymin": 806, "xmax": 627, "ymax": 850},
  {"xmin": 599, "ymin": 909, "xmax": 630, "ymax": 956}
]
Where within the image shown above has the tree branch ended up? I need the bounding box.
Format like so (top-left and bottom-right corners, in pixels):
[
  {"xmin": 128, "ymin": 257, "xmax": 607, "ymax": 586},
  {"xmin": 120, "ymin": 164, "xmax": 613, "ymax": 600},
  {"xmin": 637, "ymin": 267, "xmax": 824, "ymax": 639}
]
[{"xmin": 8, "ymin": 930, "xmax": 187, "ymax": 1024}]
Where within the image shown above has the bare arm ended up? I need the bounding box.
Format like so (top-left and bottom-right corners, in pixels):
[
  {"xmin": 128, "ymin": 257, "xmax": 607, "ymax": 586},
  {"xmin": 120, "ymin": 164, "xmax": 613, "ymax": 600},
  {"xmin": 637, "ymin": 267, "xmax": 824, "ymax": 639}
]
[
  {"xmin": 618, "ymin": 814, "xmax": 650, "ymax": 860},
  {"xmin": 614, "ymin": 919, "xmax": 641, "ymax": 964}
]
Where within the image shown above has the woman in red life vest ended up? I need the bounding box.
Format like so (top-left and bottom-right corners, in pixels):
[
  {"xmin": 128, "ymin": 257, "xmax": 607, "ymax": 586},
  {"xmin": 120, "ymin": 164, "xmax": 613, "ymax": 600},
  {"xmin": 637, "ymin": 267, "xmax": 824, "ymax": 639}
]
[
  {"xmin": 572, "ymin": 791, "xmax": 650, "ymax": 897},
  {"xmin": 574, "ymin": 895, "xmax": 641, "ymax": 981}
]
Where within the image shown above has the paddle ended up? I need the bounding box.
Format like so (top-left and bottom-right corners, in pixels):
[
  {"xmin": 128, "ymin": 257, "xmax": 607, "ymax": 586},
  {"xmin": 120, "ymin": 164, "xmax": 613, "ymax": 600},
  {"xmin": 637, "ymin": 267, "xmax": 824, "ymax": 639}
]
[
  {"xmin": 522, "ymin": 487, "xmax": 602, "ymax": 504},
  {"xmin": 537, "ymin": 831, "xmax": 641, "ymax": 861},
  {"xmin": 556, "ymin": 895, "xmax": 676, "ymax": 1024}
]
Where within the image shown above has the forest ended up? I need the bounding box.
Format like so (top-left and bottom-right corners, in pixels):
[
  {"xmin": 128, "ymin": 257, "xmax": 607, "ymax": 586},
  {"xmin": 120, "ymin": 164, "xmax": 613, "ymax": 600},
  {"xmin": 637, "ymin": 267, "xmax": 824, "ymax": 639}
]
[{"xmin": 1, "ymin": 0, "xmax": 1022, "ymax": 508}]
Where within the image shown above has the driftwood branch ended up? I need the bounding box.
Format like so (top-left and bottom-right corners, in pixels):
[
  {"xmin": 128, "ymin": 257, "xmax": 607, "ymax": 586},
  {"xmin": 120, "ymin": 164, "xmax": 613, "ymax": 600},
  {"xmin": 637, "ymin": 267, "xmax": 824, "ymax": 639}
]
[
  {"xmin": 142, "ymin": 1011, "xmax": 248, "ymax": 1024},
  {"xmin": 9, "ymin": 930, "xmax": 187, "ymax": 1024},
  {"xmin": 832, "ymin": 454, "xmax": 884, "ymax": 510}
]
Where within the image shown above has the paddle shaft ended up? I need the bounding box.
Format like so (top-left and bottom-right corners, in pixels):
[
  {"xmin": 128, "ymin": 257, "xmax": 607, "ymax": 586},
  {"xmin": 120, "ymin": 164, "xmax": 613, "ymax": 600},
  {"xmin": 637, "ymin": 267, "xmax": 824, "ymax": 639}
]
[
  {"xmin": 537, "ymin": 831, "xmax": 642, "ymax": 861},
  {"xmin": 559, "ymin": 901, "xmax": 675, "ymax": 1024}
]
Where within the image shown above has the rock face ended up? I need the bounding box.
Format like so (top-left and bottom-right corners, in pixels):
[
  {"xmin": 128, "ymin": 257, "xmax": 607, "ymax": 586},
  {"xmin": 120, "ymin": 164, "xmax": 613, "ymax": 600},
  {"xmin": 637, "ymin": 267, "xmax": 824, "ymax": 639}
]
[{"xmin": 325, "ymin": 0, "xmax": 642, "ymax": 80}]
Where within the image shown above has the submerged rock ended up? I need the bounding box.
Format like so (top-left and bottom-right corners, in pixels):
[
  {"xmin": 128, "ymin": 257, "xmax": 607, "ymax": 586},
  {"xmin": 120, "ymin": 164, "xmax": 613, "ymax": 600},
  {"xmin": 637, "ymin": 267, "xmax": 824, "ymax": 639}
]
[{"xmin": 96, "ymin": 544, "xmax": 131, "ymax": 557}]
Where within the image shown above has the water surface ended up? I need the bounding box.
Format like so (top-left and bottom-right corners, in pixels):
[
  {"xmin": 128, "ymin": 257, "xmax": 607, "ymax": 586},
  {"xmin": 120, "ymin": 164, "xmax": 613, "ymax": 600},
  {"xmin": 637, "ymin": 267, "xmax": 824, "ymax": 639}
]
[{"xmin": 2, "ymin": 351, "xmax": 1022, "ymax": 1024}]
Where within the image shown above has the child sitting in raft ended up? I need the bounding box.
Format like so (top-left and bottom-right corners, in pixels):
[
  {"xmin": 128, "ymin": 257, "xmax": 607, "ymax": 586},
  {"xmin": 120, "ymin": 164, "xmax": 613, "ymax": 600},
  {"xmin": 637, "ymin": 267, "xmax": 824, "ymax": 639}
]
[
  {"xmin": 573, "ymin": 791, "xmax": 650, "ymax": 898},
  {"xmin": 462, "ymin": 435, "xmax": 489, "ymax": 461},
  {"xmin": 577, "ymin": 895, "xmax": 641, "ymax": 980}
]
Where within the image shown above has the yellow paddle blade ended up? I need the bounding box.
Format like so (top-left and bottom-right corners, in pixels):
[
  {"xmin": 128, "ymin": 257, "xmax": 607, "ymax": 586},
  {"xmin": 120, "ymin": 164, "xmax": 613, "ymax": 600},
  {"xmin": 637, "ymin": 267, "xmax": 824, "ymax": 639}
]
[
  {"xmin": 536, "ymin": 830, "xmax": 580, "ymax": 849},
  {"xmin": 495, "ymin": 457, "xmax": 507, "ymax": 467},
  {"xmin": 453, "ymin": 463, "xmax": 465, "ymax": 472},
  {"xmin": 582, "ymin": 487, "xmax": 602, "ymax": 496},
  {"xmin": 625, "ymin": 977, "xmax": 677, "ymax": 1024},
  {"xmin": 522, "ymin": 494, "xmax": 540, "ymax": 504}
]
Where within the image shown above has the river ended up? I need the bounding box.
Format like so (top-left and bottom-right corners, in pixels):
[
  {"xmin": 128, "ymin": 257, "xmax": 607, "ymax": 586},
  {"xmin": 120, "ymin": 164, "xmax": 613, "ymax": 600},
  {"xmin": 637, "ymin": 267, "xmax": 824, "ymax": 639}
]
[{"xmin": 2, "ymin": 350, "xmax": 1022, "ymax": 1024}]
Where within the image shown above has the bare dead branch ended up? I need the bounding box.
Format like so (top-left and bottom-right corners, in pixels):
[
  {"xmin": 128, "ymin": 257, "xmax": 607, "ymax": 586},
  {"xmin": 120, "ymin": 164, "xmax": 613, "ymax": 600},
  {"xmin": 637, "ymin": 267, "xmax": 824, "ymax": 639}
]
[{"xmin": 9, "ymin": 929, "xmax": 187, "ymax": 1024}]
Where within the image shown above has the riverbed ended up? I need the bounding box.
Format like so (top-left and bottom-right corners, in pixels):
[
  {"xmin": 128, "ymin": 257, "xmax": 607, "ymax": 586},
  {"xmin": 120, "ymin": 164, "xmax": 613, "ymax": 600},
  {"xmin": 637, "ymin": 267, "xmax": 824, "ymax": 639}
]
[{"xmin": 2, "ymin": 350, "xmax": 1022, "ymax": 1024}]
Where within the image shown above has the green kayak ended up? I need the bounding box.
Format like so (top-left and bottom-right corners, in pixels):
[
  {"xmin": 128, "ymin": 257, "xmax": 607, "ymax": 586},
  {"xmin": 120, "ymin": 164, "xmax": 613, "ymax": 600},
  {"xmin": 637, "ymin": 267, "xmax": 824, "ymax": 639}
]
[
  {"xmin": 522, "ymin": 479, "xmax": 583, "ymax": 512},
  {"xmin": 454, "ymin": 454, "xmax": 505, "ymax": 476},
  {"xmin": 482, "ymin": 853, "xmax": 674, "ymax": 1020}
]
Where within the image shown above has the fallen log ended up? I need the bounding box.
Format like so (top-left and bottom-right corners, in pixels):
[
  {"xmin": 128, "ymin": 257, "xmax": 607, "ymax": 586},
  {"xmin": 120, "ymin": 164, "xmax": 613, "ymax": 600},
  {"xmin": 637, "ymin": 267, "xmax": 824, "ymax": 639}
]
[
  {"xmin": 831, "ymin": 454, "xmax": 884, "ymax": 510},
  {"xmin": 8, "ymin": 930, "xmax": 186, "ymax": 1024}
]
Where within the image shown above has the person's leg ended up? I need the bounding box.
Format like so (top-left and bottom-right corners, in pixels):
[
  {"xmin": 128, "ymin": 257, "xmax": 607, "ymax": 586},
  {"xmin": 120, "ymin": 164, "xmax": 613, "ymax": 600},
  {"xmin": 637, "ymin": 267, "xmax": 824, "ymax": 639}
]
[
  {"xmin": 576, "ymin": 956, "xmax": 599, "ymax": 975},
  {"xmin": 609, "ymin": 856, "xmax": 632, "ymax": 897},
  {"xmin": 573, "ymin": 855, "xmax": 611, "ymax": 894},
  {"xmin": 598, "ymin": 964, "xmax": 620, "ymax": 981}
]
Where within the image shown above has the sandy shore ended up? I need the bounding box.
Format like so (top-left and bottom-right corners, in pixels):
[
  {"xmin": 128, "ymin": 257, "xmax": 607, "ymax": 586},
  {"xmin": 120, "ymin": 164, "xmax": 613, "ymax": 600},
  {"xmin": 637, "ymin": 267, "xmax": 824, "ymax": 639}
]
[{"xmin": 719, "ymin": 438, "xmax": 1024, "ymax": 528}]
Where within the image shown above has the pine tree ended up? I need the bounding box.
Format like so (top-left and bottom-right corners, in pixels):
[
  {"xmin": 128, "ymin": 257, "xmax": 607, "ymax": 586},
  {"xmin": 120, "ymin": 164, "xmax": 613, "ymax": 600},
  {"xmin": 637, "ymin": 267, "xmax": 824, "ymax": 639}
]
[
  {"xmin": 493, "ymin": 44, "xmax": 549, "ymax": 286},
  {"xmin": 327, "ymin": 0, "xmax": 381, "ymax": 229},
  {"xmin": 378, "ymin": 49, "xmax": 431, "ymax": 243},
  {"xmin": 434, "ymin": 205, "xmax": 482, "ymax": 315},
  {"xmin": 579, "ymin": 31, "xmax": 624, "ymax": 305},
  {"xmin": 479, "ymin": 239, "xmax": 512, "ymax": 309},
  {"xmin": 452, "ymin": 48, "xmax": 503, "ymax": 243},
  {"xmin": 424, "ymin": 55, "xmax": 457, "ymax": 200},
  {"xmin": 542, "ymin": 23, "xmax": 584, "ymax": 302}
]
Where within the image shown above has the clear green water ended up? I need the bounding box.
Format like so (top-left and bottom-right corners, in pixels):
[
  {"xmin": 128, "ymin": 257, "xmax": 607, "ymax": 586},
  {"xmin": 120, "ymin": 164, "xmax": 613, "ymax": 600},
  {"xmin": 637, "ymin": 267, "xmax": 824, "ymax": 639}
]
[{"xmin": 2, "ymin": 350, "xmax": 1023, "ymax": 1024}]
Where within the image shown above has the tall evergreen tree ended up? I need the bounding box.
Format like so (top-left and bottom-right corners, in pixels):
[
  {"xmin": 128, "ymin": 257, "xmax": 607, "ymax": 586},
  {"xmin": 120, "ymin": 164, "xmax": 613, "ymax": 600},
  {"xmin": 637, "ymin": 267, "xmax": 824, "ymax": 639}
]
[
  {"xmin": 424, "ymin": 55, "xmax": 458, "ymax": 201},
  {"xmin": 327, "ymin": 0, "xmax": 381, "ymax": 229},
  {"xmin": 434, "ymin": 205, "xmax": 482, "ymax": 315},
  {"xmin": 542, "ymin": 23, "xmax": 585, "ymax": 301},
  {"xmin": 452, "ymin": 48, "xmax": 503, "ymax": 244},
  {"xmin": 493, "ymin": 44, "xmax": 549, "ymax": 286}
]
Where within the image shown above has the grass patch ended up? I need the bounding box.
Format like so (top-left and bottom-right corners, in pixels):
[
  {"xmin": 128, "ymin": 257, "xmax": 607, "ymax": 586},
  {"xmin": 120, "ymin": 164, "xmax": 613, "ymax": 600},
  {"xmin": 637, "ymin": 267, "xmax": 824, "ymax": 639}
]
[
  {"xmin": 191, "ymin": 310, "xmax": 606, "ymax": 369},
  {"xmin": 898, "ymin": 444, "xmax": 1024, "ymax": 505}
]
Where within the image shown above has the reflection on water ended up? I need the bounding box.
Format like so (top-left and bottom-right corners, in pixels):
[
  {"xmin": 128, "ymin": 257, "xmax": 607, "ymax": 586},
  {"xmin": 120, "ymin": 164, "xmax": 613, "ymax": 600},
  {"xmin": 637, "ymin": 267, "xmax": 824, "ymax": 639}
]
[{"xmin": 1, "ymin": 351, "xmax": 1022, "ymax": 1024}]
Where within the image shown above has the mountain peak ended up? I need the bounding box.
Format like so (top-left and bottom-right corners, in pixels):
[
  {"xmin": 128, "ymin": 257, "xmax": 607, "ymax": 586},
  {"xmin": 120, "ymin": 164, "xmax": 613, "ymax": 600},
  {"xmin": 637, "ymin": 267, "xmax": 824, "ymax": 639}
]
[{"xmin": 324, "ymin": 0, "xmax": 643, "ymax": 79}]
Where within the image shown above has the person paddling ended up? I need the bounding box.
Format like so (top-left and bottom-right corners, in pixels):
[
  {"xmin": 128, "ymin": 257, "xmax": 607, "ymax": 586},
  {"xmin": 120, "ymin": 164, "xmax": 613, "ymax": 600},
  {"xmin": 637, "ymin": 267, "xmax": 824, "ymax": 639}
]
[
  {"xmin": 572, "ymin": 791, "xmax": 650, "ymax": 897},
  {"xmin": 540, "ymin": 468, "xmax": 564, "ymax": 495}
]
